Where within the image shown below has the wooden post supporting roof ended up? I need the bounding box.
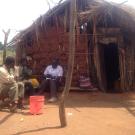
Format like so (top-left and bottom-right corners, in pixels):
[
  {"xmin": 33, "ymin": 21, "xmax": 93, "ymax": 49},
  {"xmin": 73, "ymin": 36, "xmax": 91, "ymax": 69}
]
[
  {"xmin": 59, "ymin": 0, "xmax": 77, "ymax": 127},
  {"xmin": 2, "ymin": 29, "xmax": 10, "ymax": 63},
  {"xmin": 93, "ymin": 16, "xmax": 106, "ymax": 91}
]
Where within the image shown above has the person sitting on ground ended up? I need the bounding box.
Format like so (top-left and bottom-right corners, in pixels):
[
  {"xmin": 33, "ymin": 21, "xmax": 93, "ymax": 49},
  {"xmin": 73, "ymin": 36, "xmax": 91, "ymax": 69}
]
[
  {"xmin": 0, "ymin": 56, "xmax": 25, "ymax": 112},
  {"xmin": 39, "ymin": 58, "xmax": 63, "ymax": 102}
]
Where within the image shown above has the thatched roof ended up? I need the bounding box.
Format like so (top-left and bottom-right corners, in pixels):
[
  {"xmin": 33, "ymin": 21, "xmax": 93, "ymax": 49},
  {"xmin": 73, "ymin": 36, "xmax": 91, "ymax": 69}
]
[{"xmin": 10, "ymin": 0, "xmax": 135, "ymax": 46}]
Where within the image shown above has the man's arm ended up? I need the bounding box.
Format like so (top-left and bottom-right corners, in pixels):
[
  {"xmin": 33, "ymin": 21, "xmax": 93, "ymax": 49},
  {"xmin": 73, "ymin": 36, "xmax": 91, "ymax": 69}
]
[
  {"xmin": 43, "ymin": 66, "xmax": 52, "ymax": 79},
  {"xmin": 0, "ymin": 68, "xmax": 15, "ymax": 84},
  {"xmin": 58, "ymin": 66, "xmax": 63, "ymax": 77},
  {"xmin": 56, "ymin": 66, "xmax": 63, "ymax": 81}
]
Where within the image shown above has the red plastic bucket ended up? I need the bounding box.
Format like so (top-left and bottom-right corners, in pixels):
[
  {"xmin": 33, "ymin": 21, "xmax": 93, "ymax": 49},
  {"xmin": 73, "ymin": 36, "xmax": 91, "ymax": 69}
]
[{"xmin": 30, "ymin": 96, "xmax": 45, "ymax": 115}]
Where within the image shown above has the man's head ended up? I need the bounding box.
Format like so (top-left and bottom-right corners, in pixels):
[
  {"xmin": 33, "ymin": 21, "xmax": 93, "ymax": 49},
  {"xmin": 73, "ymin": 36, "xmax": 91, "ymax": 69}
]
[
  {"xmin": 4, "ymin": 56, "xmax": 15, "ymax": 69},
  {"xmin": 52, "ymin": 58, "xmax": 59, "ymax": 69}
]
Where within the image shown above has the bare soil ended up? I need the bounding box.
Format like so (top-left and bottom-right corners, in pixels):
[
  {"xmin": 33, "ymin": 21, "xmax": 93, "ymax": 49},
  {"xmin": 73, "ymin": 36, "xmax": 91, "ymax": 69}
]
[{"xmin": 0, "ymin": 91, "xmax": 135, "ymax": 135}]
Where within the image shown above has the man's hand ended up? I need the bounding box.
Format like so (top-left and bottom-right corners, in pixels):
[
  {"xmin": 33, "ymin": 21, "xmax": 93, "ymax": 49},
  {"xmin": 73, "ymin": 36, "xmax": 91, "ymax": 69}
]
[
  {"xmin": 56, "ymin": 76, "xmax": 62, "ymax": 82},
  {"xmin": 45, "ymin": 74, "xmax": 52, "ymax": 79}
]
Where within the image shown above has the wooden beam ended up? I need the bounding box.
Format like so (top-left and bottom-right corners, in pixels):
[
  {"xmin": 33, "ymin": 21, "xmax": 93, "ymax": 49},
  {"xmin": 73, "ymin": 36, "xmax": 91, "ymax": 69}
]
[
  {"xmin": 93, "ymin": 16, "xmax": 105, "ymax": 91},
  {"xmin": 59, "ymin": 0, "xmax": 77, "ymax": 127},
  {"xmin": 2, "ymin": 29, "xmax": 10, "ymax": 63},
  {"xmin": 34, "ymin": 22, "xmax": 40, "ymax": 47},
  {"xmin": 78, "ymin": 9, "xmax": 95, "ymax": 16},
  {"xmin": 58, "ymin": 0, "xmax": 64, "ymax": 4},
  {"xmin": 64, "ymin": 7, "xmax": 68, "ymax": 33}
]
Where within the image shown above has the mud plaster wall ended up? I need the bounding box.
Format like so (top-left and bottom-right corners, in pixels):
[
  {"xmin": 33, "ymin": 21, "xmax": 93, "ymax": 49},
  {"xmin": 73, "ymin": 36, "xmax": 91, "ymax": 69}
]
[{"xmin": 23, "ymin": 26, "xmax": 89, "ymax": 87}]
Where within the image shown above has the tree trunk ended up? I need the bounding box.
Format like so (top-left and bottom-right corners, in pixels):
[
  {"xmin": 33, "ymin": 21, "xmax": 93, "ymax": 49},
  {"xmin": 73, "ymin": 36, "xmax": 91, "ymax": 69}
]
[{"xmin": 59, "ymin": 0, "xmax": 77, "ymax": 127}]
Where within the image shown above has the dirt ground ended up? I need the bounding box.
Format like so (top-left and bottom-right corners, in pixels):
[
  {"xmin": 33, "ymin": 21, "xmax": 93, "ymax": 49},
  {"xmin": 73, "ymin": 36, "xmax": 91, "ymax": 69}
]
[{"xmin": 0, "ymin": 91, "xmax": 135, "ymax": 135}]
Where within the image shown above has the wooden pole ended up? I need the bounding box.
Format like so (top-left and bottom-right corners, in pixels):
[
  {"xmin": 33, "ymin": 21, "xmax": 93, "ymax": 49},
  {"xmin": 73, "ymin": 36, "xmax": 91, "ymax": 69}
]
[
  {"xmin": 34, "ymin": 22, "xmax": 40, "ymax": 48},
  {"xmin": 2, "ymin": 29, "xmax": 10, "ymax": 63},
  {"xmin": 93, "ymin": 16, "xmax": 105, "ymax": 91},
  {"xmin": 59, "ymin": 0, "xmax": 77, "ymax": 127},
  {"xmin": 58, "ymin": 0, "xmax": 64, "ymax": 4}
]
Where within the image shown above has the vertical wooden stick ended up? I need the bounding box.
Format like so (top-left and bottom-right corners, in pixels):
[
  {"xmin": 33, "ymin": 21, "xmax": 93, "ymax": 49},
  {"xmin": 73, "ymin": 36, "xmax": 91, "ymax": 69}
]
[
  {"xmin": 93, "ymin": 16, "xmax": 104, "ymax": 91},
  {"xmin": 34, "ymin": 22, "xmax": 40, "ymax": 47},
  {"xmin": 2, "ymin": 29, "xmax": 10, "ymax": 63},
  {"xmin": 59, "ymin": 0, "xmax": 77, "ymax": 127},
  {"xmin": 64, "ymin": 7, "xmax": 68, "ymax": 33}
]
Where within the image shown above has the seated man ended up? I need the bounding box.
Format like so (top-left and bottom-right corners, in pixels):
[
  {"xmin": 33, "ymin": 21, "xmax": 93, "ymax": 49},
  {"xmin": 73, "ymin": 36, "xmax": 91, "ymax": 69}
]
[
  {"xmin": 19, "ymin": 58, "xmax": 34, "ymax": 96},
  {"xmin": 39, "ymin": 58, "xmax": 63, "ymax": 102},
  {"xmin": 18, "ymin": 58, "xmax": 39, "ymax": 96},
  {"xmin": 0, "ymin": 56, "xmax": 25, "ymax": 112}
]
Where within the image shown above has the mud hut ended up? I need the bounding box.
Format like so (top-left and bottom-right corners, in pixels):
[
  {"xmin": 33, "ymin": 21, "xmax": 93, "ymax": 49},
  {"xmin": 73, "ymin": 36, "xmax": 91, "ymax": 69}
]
[{"xmin": 11, "ymin": 0, "xmax": 135, "ymax": 92}]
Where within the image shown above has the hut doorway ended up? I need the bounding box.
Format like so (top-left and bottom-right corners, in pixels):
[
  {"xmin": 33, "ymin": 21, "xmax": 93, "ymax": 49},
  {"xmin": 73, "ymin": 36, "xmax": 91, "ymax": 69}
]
[{"xmin": 100, "ymin": 42, "xmax": 120, "ymax": 92}]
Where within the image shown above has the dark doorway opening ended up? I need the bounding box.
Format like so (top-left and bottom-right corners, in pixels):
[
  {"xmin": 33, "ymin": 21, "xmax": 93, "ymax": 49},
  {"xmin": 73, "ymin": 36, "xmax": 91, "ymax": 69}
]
[{"xmin": 103, "ymin": 43, "xmax": 120, "ymax": 91}]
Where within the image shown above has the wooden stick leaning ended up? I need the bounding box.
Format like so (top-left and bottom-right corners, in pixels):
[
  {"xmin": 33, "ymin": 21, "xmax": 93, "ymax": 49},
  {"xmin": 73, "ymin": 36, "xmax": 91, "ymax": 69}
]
[{"xmin": 59, "ymin": 0, "xmax": 77, "ymax": 127}]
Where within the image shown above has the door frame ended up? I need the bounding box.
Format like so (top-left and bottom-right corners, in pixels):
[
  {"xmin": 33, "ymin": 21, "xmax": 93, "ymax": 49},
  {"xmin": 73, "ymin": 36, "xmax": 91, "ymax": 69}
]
[{"xmin": 95, "ymin": 35, "xmax": 124, "ymax": 92}]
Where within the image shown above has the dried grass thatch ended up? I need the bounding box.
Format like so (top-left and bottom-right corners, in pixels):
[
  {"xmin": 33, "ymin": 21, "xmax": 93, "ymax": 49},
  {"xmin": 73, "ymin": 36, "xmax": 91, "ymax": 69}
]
[{"xmin": 10, "ymin": 0, "xmax": 135, "ymax": 45}]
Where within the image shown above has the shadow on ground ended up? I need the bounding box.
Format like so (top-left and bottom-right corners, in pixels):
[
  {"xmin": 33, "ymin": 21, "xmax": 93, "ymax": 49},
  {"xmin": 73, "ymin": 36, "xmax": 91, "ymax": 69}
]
[
  {"xmin": 0, "ymin": 112, "xmax": 14, "ymax": 125},
  {"xmin": 12, "ymin": 126, "xmax": 61, "ymax": 135},
  {"xmin": 64, "ymin": 91, "xmax": 135, "ymax": 117}
]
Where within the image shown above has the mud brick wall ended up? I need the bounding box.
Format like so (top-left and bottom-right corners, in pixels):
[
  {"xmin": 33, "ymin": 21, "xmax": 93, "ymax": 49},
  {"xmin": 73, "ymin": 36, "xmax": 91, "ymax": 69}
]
[{"xmin": 23, "ymin": 26, "xmax": 89, "ymax": 87}]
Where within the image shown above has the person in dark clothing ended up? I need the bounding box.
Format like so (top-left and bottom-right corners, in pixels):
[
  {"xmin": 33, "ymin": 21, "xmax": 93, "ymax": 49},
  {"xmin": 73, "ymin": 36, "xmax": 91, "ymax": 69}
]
[{"xmin": 18, "ymin": 58, "xmax": 38, "ymax": 96}]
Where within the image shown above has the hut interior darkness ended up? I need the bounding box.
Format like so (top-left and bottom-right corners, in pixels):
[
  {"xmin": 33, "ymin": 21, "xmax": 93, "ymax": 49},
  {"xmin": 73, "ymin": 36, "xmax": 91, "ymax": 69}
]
[{"xmin": 12, "ymin": 0, "xmax": 135, "ymax": 92}]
